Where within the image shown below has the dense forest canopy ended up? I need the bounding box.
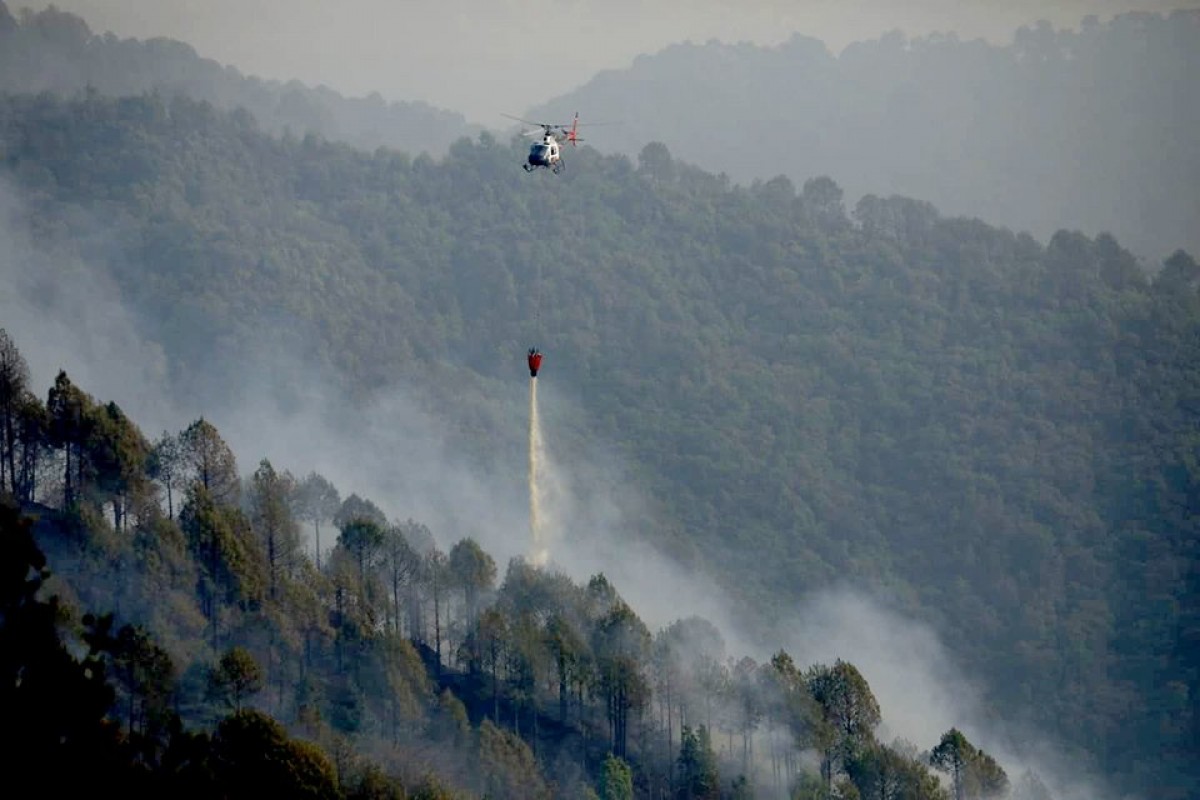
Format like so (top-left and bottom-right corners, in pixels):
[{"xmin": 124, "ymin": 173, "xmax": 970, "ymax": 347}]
[
  {"xmin": 529, "ymin": 9, "xmax": 1200, "ymax": 261},
  {"xmin": 4, "ymin": 3, "xmax": 1196, "ymax": 262},
  {"xmin": 0, "ymin": 416, "xmax": 1029, "ymax": 800},
  {"xmin": 0, "ymin": 14, "xmax": 1197, "ymax": 798}
]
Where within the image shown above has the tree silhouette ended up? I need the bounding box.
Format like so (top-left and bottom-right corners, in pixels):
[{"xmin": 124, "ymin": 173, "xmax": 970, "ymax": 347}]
[
  {"xmin": 208, "ymin": 646, "xmax": 263, "ymax": 713},
  {"xmin": 0, "ymin": 327, "xmax": 30, "ymax": 495}
]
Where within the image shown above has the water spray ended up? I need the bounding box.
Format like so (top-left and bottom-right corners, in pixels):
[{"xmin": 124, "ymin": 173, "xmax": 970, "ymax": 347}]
[{"xmin": 528, "ymin": 373, "xmax": 548, "ymax": 566}]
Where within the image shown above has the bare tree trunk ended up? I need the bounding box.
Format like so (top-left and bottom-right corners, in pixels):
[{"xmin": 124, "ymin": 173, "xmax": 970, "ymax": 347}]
[
  {"xmin": 314, "ymin": 519, "xmax": 321, "ymax": 570},
  {"xmin": 393, "ymin": 575, "xmax": 401, "ymax": 635},
  {"xmin": 433, "ymin": 585, "xmax": 442, "ymax": 672}
]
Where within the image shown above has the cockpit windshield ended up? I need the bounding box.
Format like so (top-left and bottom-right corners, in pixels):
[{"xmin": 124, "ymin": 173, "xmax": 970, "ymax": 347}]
[{"xmin": 530, "ymin": 144, "xmax": 550, "ymax": 160}]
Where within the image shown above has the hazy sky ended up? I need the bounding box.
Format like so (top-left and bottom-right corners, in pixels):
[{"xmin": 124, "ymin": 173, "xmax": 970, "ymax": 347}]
[{"xmin": 26, "ymin": 1, "xmax": 1199, "ymax": 123}]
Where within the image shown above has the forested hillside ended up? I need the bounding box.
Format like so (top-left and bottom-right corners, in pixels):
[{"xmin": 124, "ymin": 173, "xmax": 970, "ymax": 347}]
[
  {"xmin": 0, "ymin": 1, "xmax": 478, "ymax": 156},
  {"xmin": 529, "ymin": 9, "xmax": 1200, "ymax": 260},
  {"xmin": 1, "ymin": 345, "xmax": 1017, "ymax": 799},
  {"xmin": 0, "ymin": 89, "xmax": 1196, "ymax": 799}
]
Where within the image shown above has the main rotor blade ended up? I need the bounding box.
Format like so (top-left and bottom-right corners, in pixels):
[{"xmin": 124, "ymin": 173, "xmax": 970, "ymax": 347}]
[{"xmin": 502, "ymin": 113, "xmax": 550, "ymax": 128}]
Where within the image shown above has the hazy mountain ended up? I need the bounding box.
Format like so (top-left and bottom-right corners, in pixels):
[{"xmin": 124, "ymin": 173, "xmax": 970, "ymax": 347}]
[
  {"xmin": 2, "ymin": 88, "xmax": 1196, "ymax": 797},
  {"xmin": 0, "ymin": 1, "xmax": 480, "ymax": 157},
  {"xmin": 527, "ymin": 10, "xmax": 1200, "ymax": 262}
]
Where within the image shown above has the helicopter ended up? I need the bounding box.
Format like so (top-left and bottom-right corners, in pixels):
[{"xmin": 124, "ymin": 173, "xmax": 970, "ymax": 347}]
[{"xmin": 502, "ymin": 112, "xmax": 591, "ymax": 174}]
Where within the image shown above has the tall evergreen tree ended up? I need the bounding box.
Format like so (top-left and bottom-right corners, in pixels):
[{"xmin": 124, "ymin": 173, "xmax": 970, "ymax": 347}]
[
  {"xmin": 930, "ymin": 728, "xmax": 1008, "ymax": 800},
  {"xmin": 0, "ymin": 328, "xmax": 30, "ymax": 495},
  {"xmin": 293, "ymin": 471, "xmax": 340, "ymax": 569},
  {"xmin": 249, "ymin": 459, "xmax": 300, "ymax": 601},
  {"xmin": 180, "ymin": 418, "xmax": 239, "ymax": 505},
  {"xmin": 601, "ymin": 752, "xmax": 634, "ymax": 800},
  {"xmin": 806, "ymin": 660, "xmax": 881, "ymax": 788},
  {"xmin": 148, "ymin": 430, "xmax": 184, "ymax": 519},
  {"xmin": 447, "ymin": 536, "xmax": 496, "ymax": 670},
  {"xmin": 46, "ymin": 370, "xmax": 92, "ymax": 507},
  {"xmin": 676, "ymin": 725, "xmax": 720, "ymax": 800}
]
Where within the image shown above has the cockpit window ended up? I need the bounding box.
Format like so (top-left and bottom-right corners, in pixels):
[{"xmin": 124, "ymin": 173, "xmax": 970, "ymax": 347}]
[{"xmin": 531, "ymin": 144, "xmax": 550, "ymax": 158}]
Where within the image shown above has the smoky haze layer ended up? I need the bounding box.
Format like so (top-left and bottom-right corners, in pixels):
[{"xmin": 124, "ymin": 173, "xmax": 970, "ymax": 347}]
[
  {"xmin": 8, "ymin": 2, "xmax": 1195, "ymax": 260},
  {"xmin": 771, "ymin": 589, "xmax": 1118, "ymax": 800},
  {"xmin": 530, "ymin": 10, "xmax": 1200, "ymax": 261},
  {"xmin": 0, "ymin": 171, "xmax": 1122, "ymax": 800},
  {"xmin": 0, "ymin": 1, "xmax": 479, "ymax": 158},
  {"xmin": 23, "ymin": 0, "xmax": 1199, "ymax": 122},
  {"xmin": 0, "ymin": 88, "xmax": 1195, "ymax": 798}
]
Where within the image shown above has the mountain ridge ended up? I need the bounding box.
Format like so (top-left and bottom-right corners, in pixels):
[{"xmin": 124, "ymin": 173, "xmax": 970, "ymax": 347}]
[
  {"xmin": 0, "ymin": 0, "xmax": 481, "ymax": 157},
  {"xmin": 0, "ymin": 27, "xmax": 1197, "ymax": 799},
  {"xmin": 528, "ymin": 10, "xmax": 1200, "ymax": 261}
]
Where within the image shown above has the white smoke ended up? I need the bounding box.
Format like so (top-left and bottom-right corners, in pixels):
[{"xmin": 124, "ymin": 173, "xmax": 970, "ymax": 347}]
[
  {"xmin": 0, "ymin": 173, "xmax": 1126, "ymax": 800},
  {"xmin": 0, "ymin": 178, "xmax": 174, "ymax": 430},
  {"xmin": 771, "ymin": 587, "xmax": 1126, "ymax": 800},
  {"xmin": 529, "ymin": 376, "xmax": 546, "ymax": 564}
]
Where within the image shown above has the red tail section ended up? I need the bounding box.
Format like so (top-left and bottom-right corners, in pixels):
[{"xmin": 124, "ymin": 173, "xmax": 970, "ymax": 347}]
[{"xmin": 567, "ymin": 112, "xmax": 582, "ymax": 146}]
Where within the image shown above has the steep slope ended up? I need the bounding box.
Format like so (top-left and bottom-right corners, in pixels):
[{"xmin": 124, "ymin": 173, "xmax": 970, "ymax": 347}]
[
  {"xmin": 1, "ymin": 91, "xmax": 1196, "ymax": 797},
  {"xmin": 527, "ymin": 11, "xmax": 1200, "ymax": 261}
]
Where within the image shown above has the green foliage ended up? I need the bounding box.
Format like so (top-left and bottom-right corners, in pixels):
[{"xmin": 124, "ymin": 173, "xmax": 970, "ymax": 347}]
[
  {"xmin": 791, "ymin": 771, "xmax": 826, "ymax": 800},
  {"xmin": 45, "ymin": 369, "xmax": 92, "ymax": 507},
  {"xmin": 6, "ymin": 381, "xmax": 45, "ymax": 504},
  {"xmin": 447, "ymin": 537, "xmax": 497, "ymax": 617},
  {"xmin": 0, "ymin": 82, "xmax": 1196, "ymax": 798},
  {"xmin": 929, "ymin": 729, "xmax": 1008, "ymax": 800},
  {"xmin": 325, "ymin": 679, "xmax": 366, "ymax": 734},
  {"xmin": 339, "ymin": 517, "xmax": 387, "ymax": 615},
  {"xmin": 593, "ymin": 601, "xmax": 652, "ymax": 758},
  {"xmin": 106, "ymin": 621, "xmax": 176, "ymax": 740},
  {"xmin": 336, "ymin": 493, "xmax": 389, "ymax": 529},
  {"xmin": 676, "ymin": 725, "xmax": 720, "ymax": 800},
  {"xmin": 477, "ymin": 717, "xmax": 552, "ymax": 800},
  {"xmin": 805, "ymin": 660, "xmax": 880, "ymax": 784},
  {"xmin": 208, "ymin": 646, "xmax": 263, "ymax": 712},
  {"xmin": 181, "ymin": 419, "xmax": 239, "ymax": 505},
  {"xmin": 84, "ymin": 400, "xmax": 151, "ymax": 526},
  {"xmin": 600, "ymin": 752, "xmax": 634, "ymax": 800},
  {"xmin": 147, "ymin": 430, "xmax": 185, "ymax": 519},
  {"xmin": 530, "ymin": 11, "xmax": 1200, "ymax": 258},
  {"xmin": 657, "ymin": 616, "xmax": 728, "ymax": 732},
  {"xmin": 767, "ymin": 651, "xmax": 833, "ymax": 776},
  {"xmin": 0, "ymin": 499, "xmax": 128, "ymax": 793},
  {"xmin": 249, "ymin": 458, "xmax": 301, "ymax": 600},
  {"xmin": 210, "ymin": 709, "xmax": 339, "ymax": 799},
  {"xmin": 293, "ymin": 471, "xmax": 341, "ymax": 568},
  {"xmin": 345, "ymin": 764, "xmax": 407, "ymax": 800},
  {"xmin": 848, "ymin": 742, "xmax": 949, "ymax": 800},
  {"xmin": 0, "ymin": 327, "xmax": 31, "ymax": 496},
  {"xmin": 180, "ymin": 485, "xmax": 268, "ymax": 628},
  {"xmin": 360, "ymin": 632, "xmax": 431, "ymax": 740}
]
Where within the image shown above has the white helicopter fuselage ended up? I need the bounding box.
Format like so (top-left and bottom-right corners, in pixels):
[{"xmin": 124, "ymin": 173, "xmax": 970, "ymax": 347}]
[{"xmin": 526, "ymin": 134, "xmax": 561, "ymax": 171}]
